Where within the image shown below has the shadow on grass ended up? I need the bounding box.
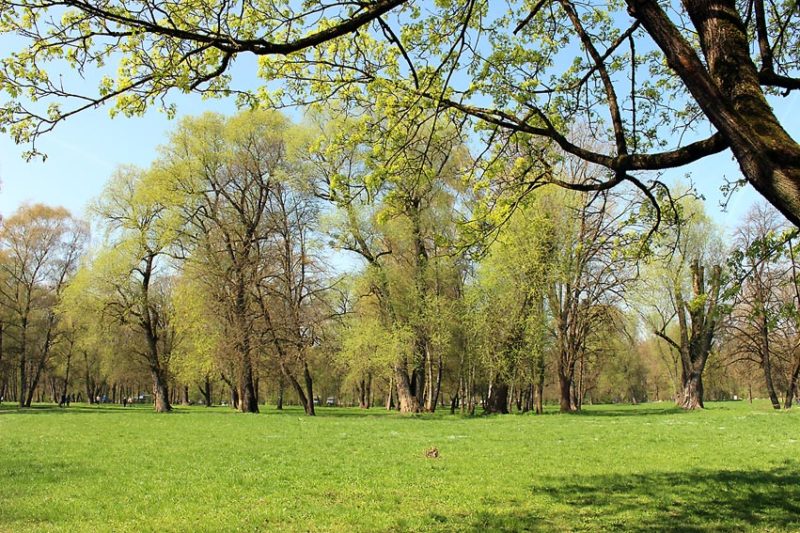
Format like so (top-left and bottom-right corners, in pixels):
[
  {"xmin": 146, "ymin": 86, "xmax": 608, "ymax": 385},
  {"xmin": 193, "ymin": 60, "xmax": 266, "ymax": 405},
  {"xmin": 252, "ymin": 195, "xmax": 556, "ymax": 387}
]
[
  {"xmin": 572, "ymin": 407, "xmax": 685, "ymax": 418},
  {"xmin": 445, "ymin": 465, "xmax": 800, "ymax": 532},
  {"xmin": 0, "ymin": 404, "xmax": 193, "ymax": 415}
]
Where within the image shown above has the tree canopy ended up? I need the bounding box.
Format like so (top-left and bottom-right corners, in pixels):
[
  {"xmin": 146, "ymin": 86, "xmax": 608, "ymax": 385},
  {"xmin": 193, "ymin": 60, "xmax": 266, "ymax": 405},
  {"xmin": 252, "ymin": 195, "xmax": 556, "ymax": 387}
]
[{"xmin": 0, "ymin": 0, "xmax": 799, "ymax": 224}]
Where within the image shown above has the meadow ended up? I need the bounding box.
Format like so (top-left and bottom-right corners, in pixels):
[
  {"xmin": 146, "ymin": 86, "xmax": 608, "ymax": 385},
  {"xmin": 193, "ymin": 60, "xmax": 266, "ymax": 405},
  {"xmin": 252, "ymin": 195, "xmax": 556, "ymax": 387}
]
[{"xmin": 1, "ymin": 401, "xmax": 799, "ymax": 532}]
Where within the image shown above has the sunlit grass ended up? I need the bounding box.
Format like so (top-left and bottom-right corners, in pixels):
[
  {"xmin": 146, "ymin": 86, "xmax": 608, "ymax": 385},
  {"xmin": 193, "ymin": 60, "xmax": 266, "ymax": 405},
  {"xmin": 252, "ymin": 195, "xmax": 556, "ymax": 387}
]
[{"xmin": 1, "ymin": 401, "xmax": 798, "ymax": 531}]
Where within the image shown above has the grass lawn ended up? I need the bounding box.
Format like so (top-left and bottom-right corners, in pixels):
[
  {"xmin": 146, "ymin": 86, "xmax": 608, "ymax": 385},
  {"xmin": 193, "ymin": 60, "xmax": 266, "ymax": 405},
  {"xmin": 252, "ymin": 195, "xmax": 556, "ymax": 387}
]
[{"xmin": 1, "ymin": 400, "xmax": 799, "ymax": 532}]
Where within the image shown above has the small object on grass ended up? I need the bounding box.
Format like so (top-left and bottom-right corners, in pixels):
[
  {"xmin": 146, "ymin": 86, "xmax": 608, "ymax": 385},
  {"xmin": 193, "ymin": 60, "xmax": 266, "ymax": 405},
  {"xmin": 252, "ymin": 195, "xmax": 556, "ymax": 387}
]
[{"xmin": 425, "ymin": 446, "xmax": 440, "ymax": 459}]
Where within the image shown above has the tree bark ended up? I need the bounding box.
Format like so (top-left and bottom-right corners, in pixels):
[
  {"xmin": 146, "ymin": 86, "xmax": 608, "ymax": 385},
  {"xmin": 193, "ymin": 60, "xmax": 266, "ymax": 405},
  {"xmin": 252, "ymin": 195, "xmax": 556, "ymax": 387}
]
[
  {"xmin": 628, "ymin": 0, "xmax": 800, "ymax": 226},
  {"xmin": 680, "ymin": 372, "xmax": 704, "ymax": 410},
  {"xmin": 151, "ymin": 368, "xmax": 172, "ymax": 413},
  {"xmin": 198, "ymin": 375, "xmax": 212, "ymax": 407},
  {"xmin": 485, "ymin": 380, "xmax": 509, "ymax": 414},
  {"xmin": 303, "ymin": 361, "xmax": 315, "ymax": 416},
  {"xmin": 394, "ymin": 365, "xmax": 419, "ymax": 413}
]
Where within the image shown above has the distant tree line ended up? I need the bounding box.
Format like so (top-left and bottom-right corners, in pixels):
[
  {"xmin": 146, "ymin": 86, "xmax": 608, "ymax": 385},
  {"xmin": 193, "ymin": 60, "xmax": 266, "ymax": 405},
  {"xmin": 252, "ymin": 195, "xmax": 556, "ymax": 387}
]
[{"xmin": 1, "ymin": 110, "xmax": 799, "ymax": 414}]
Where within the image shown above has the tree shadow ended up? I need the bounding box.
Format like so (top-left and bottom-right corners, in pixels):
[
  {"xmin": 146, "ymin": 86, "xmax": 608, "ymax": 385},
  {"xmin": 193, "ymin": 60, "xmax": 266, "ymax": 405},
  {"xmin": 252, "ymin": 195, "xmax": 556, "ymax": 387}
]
[
  {"xmin": 446, "ymin": 465, "xmax": 800, "ymax": 531},
  {"xmin": 573, "ymin": 406, "xmax": 686, "ymax": 418},
  {"xmin": 0, "ymin": 404, "xmax": 192, "ymax": 415}
]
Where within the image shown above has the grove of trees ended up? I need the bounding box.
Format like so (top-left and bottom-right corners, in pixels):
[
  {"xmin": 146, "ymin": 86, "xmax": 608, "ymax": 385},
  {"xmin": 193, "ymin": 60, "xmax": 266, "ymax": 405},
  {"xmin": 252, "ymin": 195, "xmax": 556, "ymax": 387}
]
[{"xmin": 1, "ymin": 109, "xmax": 799, "ymax": 415}]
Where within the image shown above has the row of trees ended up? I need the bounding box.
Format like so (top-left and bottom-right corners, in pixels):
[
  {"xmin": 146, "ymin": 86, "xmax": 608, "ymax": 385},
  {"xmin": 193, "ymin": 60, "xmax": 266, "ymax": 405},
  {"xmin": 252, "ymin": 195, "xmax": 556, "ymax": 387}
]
[{"xmin": 1, "ymin": 110, "xmax": 798, "ymax": 414}]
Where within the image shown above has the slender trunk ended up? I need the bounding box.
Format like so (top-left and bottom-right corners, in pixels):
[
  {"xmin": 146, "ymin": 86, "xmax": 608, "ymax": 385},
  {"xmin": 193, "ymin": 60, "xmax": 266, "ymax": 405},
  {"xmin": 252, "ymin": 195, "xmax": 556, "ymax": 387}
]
[
  {"xmin": 230, "ymin": 386, "xmax": 239, "ymax": 409},
  {"xmin": 758, "ymin": 309, "xmax": 781, "ymax": 409},
  {"xmin": 282, "ymin": 363, "xmax": 311, "ymax": 414},
  {"xmin": 62, "ymin": 350, "xmax": 71, "ymax": 399},
  {"xmin": 198, "ymin": 375, "xmax": 212, "ymax": 407},
  {"xmin": 535, "ymin": 369, "xmax": 545, "ymax": 415},
  {"xmin": 19, "ymin": 316, "xmax": 27, "ymax": 408},
  {"xmin": 430, "ymin": 353, "xmax": 443, "ymax": 413},
  {"xmin": 785, "ymin": 355, "xmax": 800, "ymax": 409},
  {"xmin": 277, "ymin": 375, "xmax": 284, "ymax": 410},
  {"xmin": 303, "ymin": 361, "xmax": 315, "ymax": 416},
  {"xmin": 385, "ymin": 375, "xmax": 394, "ymax": 411}
]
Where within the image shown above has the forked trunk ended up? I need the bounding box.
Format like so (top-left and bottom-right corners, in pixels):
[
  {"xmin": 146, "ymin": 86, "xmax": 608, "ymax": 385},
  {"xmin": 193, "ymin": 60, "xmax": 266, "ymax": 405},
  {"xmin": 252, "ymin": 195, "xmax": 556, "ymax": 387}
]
[{"xmin": 784, "ymin": 356, "xmax": 800, "ymax": 409}]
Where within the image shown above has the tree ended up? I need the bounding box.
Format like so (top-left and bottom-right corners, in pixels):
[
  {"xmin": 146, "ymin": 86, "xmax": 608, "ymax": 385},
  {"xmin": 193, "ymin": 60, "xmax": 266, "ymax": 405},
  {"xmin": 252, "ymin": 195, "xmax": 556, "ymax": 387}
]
[
  {"xmin": 727, "ymin": 204, "xmax": 789, "ymax": 409},
  {"xmin": 470, "ymin": 194, "xmax": 553, "ymax": 414},
  {"xmin": 72, "ymin": 167, "xmax": 179, "ymax": 412},
  {"xmin": 0, "ymin": 204, "xmax": 87, "ymax": 407},
  {"xmin": 160, "ymin": 110, "xmax": 323, "ymax": 413},
  {"xmin": 641, "ymin": 196, "xmax": 727, "ymax": 409},
  {"xmin": 2, "ymin": 1, "xmax": 800, "ymax": 223},
  {"xmin": 309, "ymin": 111, "xmax": 469, "ymax": 413}
]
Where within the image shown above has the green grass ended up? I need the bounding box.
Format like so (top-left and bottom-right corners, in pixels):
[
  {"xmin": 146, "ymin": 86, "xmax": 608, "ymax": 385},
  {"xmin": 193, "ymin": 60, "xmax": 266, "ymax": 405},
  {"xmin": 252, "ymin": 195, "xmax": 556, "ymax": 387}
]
[{"xmin": 1, "ymin": 401, "xmax": 799, "ymax": 532}]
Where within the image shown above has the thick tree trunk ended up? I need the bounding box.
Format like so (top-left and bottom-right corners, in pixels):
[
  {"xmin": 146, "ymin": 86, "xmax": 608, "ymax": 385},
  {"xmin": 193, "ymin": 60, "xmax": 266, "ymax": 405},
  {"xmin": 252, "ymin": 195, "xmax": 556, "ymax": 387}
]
[
  {"xmin": 485, "ymin": 381, "xmax": 509, "ymax": 414},
  {"xmin": 629, "ymin": 0, "xmax": 800, "ymax": 226},
  {"xmin": 558, "ymin": 373, "xmax": 575, "ymax": 412},
  {"xmin": 151, "ymin": 368, "xmax": 172, "ymax": 413},
  {"xmin": 680, "ymin": 372, "xmax": 704, "ymax": 410},
  {"xmin": 238, "ymin": 352, "xmax": 259, "ymax": 413},
  {"xmin": 394, "ymin": 365, "xmax": 419, "ymax": 413}
]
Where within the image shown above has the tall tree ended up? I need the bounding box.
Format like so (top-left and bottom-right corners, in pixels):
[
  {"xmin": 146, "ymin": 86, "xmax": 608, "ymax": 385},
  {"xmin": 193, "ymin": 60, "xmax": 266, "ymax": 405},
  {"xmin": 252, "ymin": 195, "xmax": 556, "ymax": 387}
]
[
  {"xmin": 0, "ymin": 204, "xmax": 87, "ymax": 407},
  {"xmin": 160, "ymin": 110, "xmax": 319, "ymax": 413},
  {"xmin": 72, "ymin": 167, "xmax": 179, "ymax": 412},
  {"xmin": 642, "ymin": 196, "xmax": 727, "ymax": 409}
]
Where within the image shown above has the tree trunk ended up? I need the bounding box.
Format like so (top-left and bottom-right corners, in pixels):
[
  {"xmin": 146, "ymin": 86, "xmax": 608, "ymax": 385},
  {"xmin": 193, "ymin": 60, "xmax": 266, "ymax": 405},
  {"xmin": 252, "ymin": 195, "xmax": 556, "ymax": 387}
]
[
  {"xmin": 151, "ymin": 368, "xmax": 172, "ymax": 413},
  {"xmin": 430, "ymin": 353, "xmax": 443, "ymax": 413},
  {"xmin": 680, "ymin": 372, "xmax": 704, "ymax": 410},
  {"xmin": 18, "ymin": 316, "xmax": 28, "ymax": 407},
  {"xmin": 558, "ymin": 372, "xmax": 576, "ymax": 412},
  {"xmin": 282, "ymin": 363, "xmax": 311, "ymax": 414},
  {"xmin": 303, "ymin": 361, "xmax": 315, "ymax": 416},
  {"xmin": 238, "ymin": 351, "xmax": 259, "ymax": 413},
  {"xmin": 784, "ymin": 355, "xmax": 800, "ymax": 409},
  {"xmin": 394, "ymin": 365, "xmax": 419, "ymax": 413},
  {"xmin": 198, "ymin": 375, "xmax": 212, "ymax": 407},
  {"xmin": 230, "ymin": 386, "xmax": 239, "ymax": 409},
  {"xmin": 277, "ymin": 375, "xmax": 284, "ymax": 410},
  {"xmin": 485, "ymin": 380, "xmax": 509, "ymax": 414},
  {"xmin": 385, "ymin": 375, "xmax": 394, "ymax": 411}
]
